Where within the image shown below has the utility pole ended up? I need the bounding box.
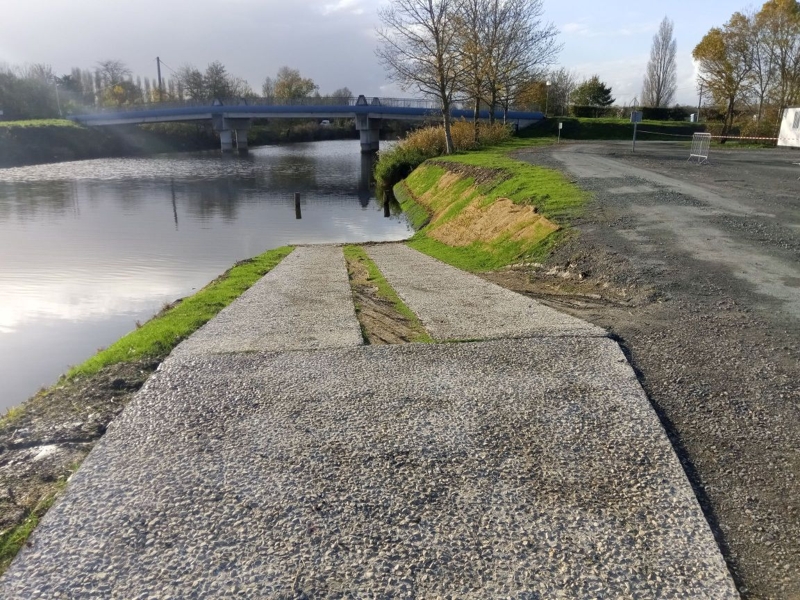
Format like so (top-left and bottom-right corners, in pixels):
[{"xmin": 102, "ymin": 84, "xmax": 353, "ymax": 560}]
[
  {"xmin": 697, "ymin": 82, "xmax": 704, "ymax": 122},
  {"xmin": 156, "ymin": 57, "xmax": 163, "ymax": 103}
]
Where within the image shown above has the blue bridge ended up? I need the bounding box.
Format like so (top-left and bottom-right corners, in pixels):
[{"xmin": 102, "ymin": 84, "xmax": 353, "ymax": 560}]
[{"xmin": 70, "ymin": 95, "xmax": 543, "ymax": 153}]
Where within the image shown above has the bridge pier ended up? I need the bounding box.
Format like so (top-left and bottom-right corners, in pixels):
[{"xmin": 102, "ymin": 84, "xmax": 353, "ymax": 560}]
[
  {"xmin": 235, "ymin": 129, "xmax": 249, "ymax": 152},
  {"xmin": 219, "ymin": 129, "xmax": 234, "ymax": 152},
  {"xmin": 213, "ymin": 116, "xmax": 251, "ymax": 153},
  {"xmin": 355, "ymin": 114, "xmax": 381, "ymax": 153}
]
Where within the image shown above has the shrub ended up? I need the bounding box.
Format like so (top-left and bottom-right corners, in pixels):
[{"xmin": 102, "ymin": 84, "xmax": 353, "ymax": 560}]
[{"xmin": 374, "ymin": 120, "xmax": 512, "ymax": 188}]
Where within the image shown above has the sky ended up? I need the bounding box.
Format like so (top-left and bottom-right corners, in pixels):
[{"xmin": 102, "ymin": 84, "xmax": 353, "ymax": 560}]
[{"xmin": 0, "ymin": 0, "xmax": 750, "ymax": 106}]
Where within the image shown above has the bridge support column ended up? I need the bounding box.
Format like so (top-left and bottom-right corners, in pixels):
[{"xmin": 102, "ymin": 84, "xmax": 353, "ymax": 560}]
[
  {"xmin": 213, "ymin": 116, "xmax": 251, "ymax": 153},
  {"xmin": 219, "ymin": 129, "xmax": 234, "ymax": 152},
  {"xmin": 235, "ymin": 129, "xmax": 249, "ymax": 152},
  {"xmin": 355, "ymin": 115, "xmax": 381, "ymax": 153}
]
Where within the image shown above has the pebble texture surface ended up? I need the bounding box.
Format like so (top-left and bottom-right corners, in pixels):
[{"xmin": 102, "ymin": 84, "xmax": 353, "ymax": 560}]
[
  {"xmin": 172, "ymin": 245, "xmax": 363, "ymax": 356},
  {"xmin": 0, "ymin": 244, "xmax": 738, "ymax": 598},
  {"xmin": 2, "ymin": 340, "xmax": 737, "ymax": 598},
  {"xmin": 366, "ymin": 244, "xmax": 605, "ymax": 340}
]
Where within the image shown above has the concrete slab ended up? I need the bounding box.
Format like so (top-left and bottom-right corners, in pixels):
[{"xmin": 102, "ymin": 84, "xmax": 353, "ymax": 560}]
[
  {"xmin": 367, "ymin": 244, "xmax": 606, "ymax": 341},
  {"xmin": 1, "ymin": 339, "xmax": 736, "ymax": 599},
  {"xmin": 172, "ymin": 245, "xmax": 363, "ymax": 356}
]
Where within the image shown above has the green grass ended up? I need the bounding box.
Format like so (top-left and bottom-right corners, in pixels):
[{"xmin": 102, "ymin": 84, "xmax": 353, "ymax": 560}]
[
  {"xmin": 68, "ymin": 246, "xmax": 294, "ymax": 378},
  {"xmin": 0, "ymin": 477, "xmax": 68, "ymax": 573},
  {"xmin": 434, "ymin": 141, "xmax": 586, "ymax": 221},
  {"xmin": 0, "ymin": 119, "xmax": 81, "ymax": 129},
  {"xmin": 342, "ymin": 245, "xmax": 433, "ymax": 343},
  {"xmin": 395, "ymin": 139, "xmax": 586, "ymax": 272}
]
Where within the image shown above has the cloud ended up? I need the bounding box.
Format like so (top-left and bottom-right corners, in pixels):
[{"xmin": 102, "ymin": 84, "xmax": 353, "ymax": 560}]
[
  {"xmin": 562, "ymin": 22, "xmax": 589, "ymax": 35},
  {"xmin": 560, "ymin": 21, "xmax": 657, "ymax": 38},
  {"xmin": 321, "ymin": 0, "xmax": 363, "ymax": 15}
]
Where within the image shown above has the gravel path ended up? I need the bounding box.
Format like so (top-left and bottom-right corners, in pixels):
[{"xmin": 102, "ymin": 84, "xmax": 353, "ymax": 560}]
[
  {"xmin": 0, "ymin": 243, "xmax": 738, "ymax": 598},
  {"xmin": 172, "ymin": 245, "xmax": 363, "ymax": 357},
  {"xmin": 508, "ymin": 141, "xmax": 799, "ymax": 598},
  {"xmin": 367, "ymin": 244, "xmax": 605, "ymax": 340}
]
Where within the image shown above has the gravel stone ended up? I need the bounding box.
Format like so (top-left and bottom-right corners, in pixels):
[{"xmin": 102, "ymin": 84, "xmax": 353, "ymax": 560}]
[
  {"xmin": 172, "ymin": 245, "xmax": 363, "ymax": 357},
  {"xmin": 366, "ymin": 244, "xmax": 605, "ymax": 341},
  {"xmin": 1, "ymin": 339, "xmax": 736, "ymax": 598}
]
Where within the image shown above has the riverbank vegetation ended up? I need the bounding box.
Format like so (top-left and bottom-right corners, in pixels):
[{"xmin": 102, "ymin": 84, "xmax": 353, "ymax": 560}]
[
  {"xmin": 392, "ymin": 139, "xmax": 586, "ymax": 272},
  {"xmin": 374, "ymin": 120, "xmax": 512, "ymax": 189},
  {"xmin": 343, "ymin": 245, "xmax": 433, "ymax": 344},
  {"xmin": 69, "ymin": 247, "xmax": 294, "ymax": 379},
  {"xmin": 0, "ymin": 246, "xmax": 293, "ymax": 574}
]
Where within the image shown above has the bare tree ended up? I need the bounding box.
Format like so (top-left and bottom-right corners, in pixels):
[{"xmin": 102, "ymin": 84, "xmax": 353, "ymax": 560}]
[
  {"xmin": 377, "ymin": 0, "xmax": 463, "ymax": 153},
  {"xmin": 544, "ymin": 67, "xmax": 578, "ymax": 115},
  {"xmin": 262, "ymin": 76, "xmax": 275, "ymax": 98},
  {"xmin": 454, "ymin": 0, "xmax": 489, "ymax": 135},
  {"xmin": 642, "ymin": 17, "xmax": 677, "ymax": 107},
  {"xmin": 747, "ymin": 9, "xmax": 776, "ymax": 125},
  {"xmin": 482, "ymin": 0, "xmax": 561, "ymax": 122},
  {"xmin": 96, "ymin": 60, "xmax": 131, "ymax": 88}
]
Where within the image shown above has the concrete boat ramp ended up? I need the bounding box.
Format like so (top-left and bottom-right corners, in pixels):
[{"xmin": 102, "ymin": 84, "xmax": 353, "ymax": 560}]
[{"xmin": 1, "ymin": 245, "xmax": 738, "ymax": 598}]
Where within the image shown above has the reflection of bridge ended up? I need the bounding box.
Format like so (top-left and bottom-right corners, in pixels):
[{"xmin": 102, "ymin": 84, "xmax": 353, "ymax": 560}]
[{"xmin": 70, "ymin": 96, "xmax": 543, "ymax": 153}]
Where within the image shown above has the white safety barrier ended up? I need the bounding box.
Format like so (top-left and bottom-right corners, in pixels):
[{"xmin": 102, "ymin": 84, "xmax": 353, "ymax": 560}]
[{"xmin": 688, "ymin": 133, "xmax": 712, "ymax": 164}]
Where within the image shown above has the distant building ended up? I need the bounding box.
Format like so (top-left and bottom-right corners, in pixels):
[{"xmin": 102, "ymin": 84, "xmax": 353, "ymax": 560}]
[{"xmin": 777, "ymin": 107, "xmax": 800, "ymax": 148}]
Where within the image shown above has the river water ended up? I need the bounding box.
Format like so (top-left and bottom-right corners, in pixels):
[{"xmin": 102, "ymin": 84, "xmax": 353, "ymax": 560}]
[{"xmin": 0, "ymin": 140, "xmax": 411, "ymax": 411}]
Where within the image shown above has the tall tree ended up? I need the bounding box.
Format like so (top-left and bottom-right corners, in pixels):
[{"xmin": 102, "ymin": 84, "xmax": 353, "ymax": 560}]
[
  {"xmin": 572, "ymin": 75, "xmax": 615, "ymax": 107},
  {"xmin": 96, "ymin": 60, "xmax": 131, "ymax": 88},
  {"xmin": 204, "ymin": 61, "xmax": 232, "ymax": 99},
  {"xmin": 756, "ymin": 0, "xmax": 800, "ymax": 109},
  {"xmin": 176, "ymin": 64, "xmax": 206, "ymax": 100},
  {"xmin": 693, "ymin": 13, "xmax": 754, "ymax": 134},
  {"xmin": 273, "ymin": 66, "xmax": 318, "ymax": 100},
  {"xmin": 482, "ymin": 0, "xmax": 560, "ymax": 122},
  {"xmin": 376, "ymin": 0, "xmax": 462, "ymax": 153},
  {"xmin": 515, "ymin": 67, "xmax": 577, "ymax": 115},
  {"xmin": 642, "ymin": 16, "xmax": 677, "ymax": 107},
  {"xmin": 262, "ymin": 76, "xmax": 275, "ymax": 98},
  {"xmin": 747, "ymin": 8, "xmax": 776, "ymax": 125},
  {"xmin": 454, "ymin": 0, "xmax": 489, "ymax": 133},
  {"xmin": 330, "ymin": 86, "xmax": 353, "ymax": 101}
]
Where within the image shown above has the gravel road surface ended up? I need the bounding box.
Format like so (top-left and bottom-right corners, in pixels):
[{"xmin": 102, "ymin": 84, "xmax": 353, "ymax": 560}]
[
  {"xmin": 367, "ymin": 244, "xmax": 604, "ymax": 340},
  {"xmin": 2, "ymin": 339, "xmax": 736, "ymax": 598},
  {"xmin": 507, "ymin": 141, "xmax": 799, "ymax": 598},
  {"xmin": 0, "ymin": 242, "xmax": 738, "ymax": 598}
]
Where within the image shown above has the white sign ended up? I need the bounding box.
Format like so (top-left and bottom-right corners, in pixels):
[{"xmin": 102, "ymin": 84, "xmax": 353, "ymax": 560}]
[{"xmin": 558, "ymin": 122, "xmax": 563, "ymax": 129}]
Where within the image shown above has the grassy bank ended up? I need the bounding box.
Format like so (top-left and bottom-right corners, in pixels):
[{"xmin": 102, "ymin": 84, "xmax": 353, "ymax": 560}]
[
  {"xmin": 68, "ymin": 246, "xmax": 294, "ymax": 379},
  {"xmin": 0, "ymin": 246, "xmax": 294, "ymax": 573},
  {"xmin": 394, "ymin": 140, "xmax": 585, "ymax": 272}
]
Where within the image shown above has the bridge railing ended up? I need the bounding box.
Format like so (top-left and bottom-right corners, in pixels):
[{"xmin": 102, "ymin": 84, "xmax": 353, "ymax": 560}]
[{"xmin": 68, "ymin": 95, "xmax": 456, "ymax": 114}]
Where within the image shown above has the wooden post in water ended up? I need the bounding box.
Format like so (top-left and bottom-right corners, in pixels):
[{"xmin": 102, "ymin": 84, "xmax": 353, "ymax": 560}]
[{"xmin": 295, "ymin": 192, "xmax": 301, "ymax": 219}]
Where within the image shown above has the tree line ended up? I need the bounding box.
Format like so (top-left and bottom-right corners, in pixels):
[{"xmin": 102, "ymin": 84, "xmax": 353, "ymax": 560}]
[
  {"xmin": 693, "ymin": 0, "xmax": 800, "ymax": 135},
  {"xmin": 0, "ymin": 59, "xmax": 346, "ymax": 120},
  {"xmin": 376, "ymin": 0, "xmax": 561, "ymax": 153}
]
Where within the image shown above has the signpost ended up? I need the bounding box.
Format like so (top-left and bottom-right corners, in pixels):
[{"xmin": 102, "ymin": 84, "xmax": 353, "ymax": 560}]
[
  {"xmin": 558, "ymin": 122, "xmax": 563, "ymax": 144},
  {"xmin": 631, "ymin": 110, "xmax": 643, "ymax": 152}
]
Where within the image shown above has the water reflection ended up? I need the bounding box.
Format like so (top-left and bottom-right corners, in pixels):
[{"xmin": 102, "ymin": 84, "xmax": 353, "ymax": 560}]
[{"xmin": 0, "ymin": 140, "xmax": 410, "ymax": 410}]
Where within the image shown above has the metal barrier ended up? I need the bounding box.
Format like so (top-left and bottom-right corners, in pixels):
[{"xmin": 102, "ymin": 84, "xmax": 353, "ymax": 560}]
[{"xmin": 688, "ymin": 133, "xmax": 712, "ymax": 164}]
